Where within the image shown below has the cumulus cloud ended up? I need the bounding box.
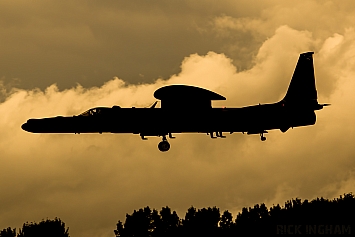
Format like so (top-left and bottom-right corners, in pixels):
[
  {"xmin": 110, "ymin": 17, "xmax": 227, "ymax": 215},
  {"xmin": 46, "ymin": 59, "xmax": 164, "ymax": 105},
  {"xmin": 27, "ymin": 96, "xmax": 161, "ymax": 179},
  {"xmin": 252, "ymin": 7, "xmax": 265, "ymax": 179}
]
[
  {"xmin": 1, "ymin": 20, "xmax": 355, "ymax": 237},
  {"xmin": 1, "ymin": 0, "xmax": 271, "ymax": 89},
  {"xmin": 210, "ymin": 0, "xmax": 355, "ymax": 72},
  {"xmin": 6, "ymin": 0, "xmax": 355, "ymax": 90}
]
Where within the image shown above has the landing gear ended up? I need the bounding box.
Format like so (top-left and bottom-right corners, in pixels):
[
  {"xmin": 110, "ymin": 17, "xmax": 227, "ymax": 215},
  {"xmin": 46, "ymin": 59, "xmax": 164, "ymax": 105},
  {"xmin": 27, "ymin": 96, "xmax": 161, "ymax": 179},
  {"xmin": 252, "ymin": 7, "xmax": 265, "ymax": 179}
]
[
  {"xmin": 216, "ymin": 131, "xmax": 226, "ymax": 138},
  {"xmin": 207, "ymin": 132, "xmax": 226, "ymax": 138},
  {"xmin": 158, "ymin": 141, "xmax": 170, "ymax": 152},
  {"xmin": 260, "ymin": 133, "xmax": 266, "ymax": 141},
  {"xmin": 246, "ymin": 130, "xmax": 268, "ymax": 141},
  {"xmin": 208, "ymin": 132, "xmax": 217, "ymax": 138},
  {"xmin": 158, "ymin": 135, "xmax": 170, "ymax": 152}
]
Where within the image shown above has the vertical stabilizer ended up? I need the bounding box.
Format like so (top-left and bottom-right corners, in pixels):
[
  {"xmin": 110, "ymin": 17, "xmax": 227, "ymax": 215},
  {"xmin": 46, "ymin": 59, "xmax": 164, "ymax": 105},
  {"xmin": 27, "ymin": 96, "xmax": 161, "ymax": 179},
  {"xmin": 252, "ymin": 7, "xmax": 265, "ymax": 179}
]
[{"xmin": 283, "ymin": 52, "xmax": 318, "ymax": 105}]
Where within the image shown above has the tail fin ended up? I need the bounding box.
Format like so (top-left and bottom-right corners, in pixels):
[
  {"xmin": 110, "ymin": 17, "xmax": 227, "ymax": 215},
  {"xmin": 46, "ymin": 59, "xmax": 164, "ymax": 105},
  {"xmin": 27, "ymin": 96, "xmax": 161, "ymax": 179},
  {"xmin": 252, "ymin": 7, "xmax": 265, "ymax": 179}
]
[{"xmin": 283, "ymin": 52, "xmax": 318, "ymax": 105}]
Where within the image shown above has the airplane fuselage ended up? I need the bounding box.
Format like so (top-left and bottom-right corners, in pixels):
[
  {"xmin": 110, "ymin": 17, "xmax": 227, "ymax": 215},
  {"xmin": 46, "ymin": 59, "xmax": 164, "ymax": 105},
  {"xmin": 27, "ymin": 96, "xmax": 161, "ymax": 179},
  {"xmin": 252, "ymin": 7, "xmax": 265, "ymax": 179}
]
[{"xmin": 21, "ymin": 102, "xmax": 316, "ymax": 136}]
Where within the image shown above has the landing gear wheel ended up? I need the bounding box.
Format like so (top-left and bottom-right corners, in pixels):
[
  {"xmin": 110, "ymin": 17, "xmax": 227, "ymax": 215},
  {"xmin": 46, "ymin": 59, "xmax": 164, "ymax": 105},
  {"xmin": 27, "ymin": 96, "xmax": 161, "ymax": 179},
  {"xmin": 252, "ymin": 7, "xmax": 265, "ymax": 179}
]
[
  {"xmin": 158, "ymin": 141, "xmax": 170, "ymax": 152},
  {"xmin": 261, "ymin": 136, "xmax": 266, "ymax": 141}
]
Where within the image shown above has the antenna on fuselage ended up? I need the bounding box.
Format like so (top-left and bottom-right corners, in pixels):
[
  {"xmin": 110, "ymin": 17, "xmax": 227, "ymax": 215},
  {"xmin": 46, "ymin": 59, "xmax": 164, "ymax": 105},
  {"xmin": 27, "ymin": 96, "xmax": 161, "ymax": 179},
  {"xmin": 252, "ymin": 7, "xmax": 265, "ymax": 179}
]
[{"xmin": 149, "ymin": 101, "xmax": 158, "ymax": 108}]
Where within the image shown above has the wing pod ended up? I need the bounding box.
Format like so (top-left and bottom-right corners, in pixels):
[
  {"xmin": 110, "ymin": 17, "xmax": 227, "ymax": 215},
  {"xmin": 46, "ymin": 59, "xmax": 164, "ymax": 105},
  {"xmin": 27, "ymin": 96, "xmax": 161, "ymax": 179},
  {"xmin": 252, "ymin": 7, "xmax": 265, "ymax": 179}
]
[{"xmin": 154, "ymin": 85, "xmax": 225, "ymax": 110}]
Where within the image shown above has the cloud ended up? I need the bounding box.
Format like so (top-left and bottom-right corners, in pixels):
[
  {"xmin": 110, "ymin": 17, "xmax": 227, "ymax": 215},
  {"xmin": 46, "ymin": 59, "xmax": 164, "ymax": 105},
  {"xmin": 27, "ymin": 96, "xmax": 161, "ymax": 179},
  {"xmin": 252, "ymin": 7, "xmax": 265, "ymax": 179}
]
[
  {"xmin": 1, "ymin": 21, "xmax": 355, "ymax": 237},
  {"xmin": 2, "ymin": 0, "xmax": 264, "ymax": 89},
  {"xmin": 210, "ymin": 0, "xmax": 355, "ymax": 72},
  {"xmin": 7, "ymin": 0, "xmax": 355, "ymax": 90}
]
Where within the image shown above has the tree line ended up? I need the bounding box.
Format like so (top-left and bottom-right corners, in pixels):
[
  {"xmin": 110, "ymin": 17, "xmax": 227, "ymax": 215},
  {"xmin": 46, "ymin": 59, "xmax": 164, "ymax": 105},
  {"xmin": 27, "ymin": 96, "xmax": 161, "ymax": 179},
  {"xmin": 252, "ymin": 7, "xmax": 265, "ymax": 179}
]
[
  {"xmin": 1, "ymin": 193, "xmax": 354, "ymax": 236},
  {"xmin": 0, "ymin": 218, "xmax": 68, "ymax": 237},
  {"xmin": 114, "ymin": 193, "xmax": 354, "ymax": 237}
]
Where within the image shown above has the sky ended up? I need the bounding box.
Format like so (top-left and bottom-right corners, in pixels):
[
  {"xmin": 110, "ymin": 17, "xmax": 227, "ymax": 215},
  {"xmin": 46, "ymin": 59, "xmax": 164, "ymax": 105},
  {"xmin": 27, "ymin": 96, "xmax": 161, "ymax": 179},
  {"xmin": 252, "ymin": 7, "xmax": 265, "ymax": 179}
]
[{"xmin": 1, "ymin": 0, "xmax": 355, "ymax": 236}]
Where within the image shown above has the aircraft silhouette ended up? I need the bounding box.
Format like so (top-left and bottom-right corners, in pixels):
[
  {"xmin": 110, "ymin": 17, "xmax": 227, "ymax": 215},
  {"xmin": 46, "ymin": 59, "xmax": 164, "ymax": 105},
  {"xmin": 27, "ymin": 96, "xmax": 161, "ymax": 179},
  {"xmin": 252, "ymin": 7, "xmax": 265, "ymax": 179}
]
[{"xmin": 22, "ymin": 52, "xmax": 328, "ymax": 152}]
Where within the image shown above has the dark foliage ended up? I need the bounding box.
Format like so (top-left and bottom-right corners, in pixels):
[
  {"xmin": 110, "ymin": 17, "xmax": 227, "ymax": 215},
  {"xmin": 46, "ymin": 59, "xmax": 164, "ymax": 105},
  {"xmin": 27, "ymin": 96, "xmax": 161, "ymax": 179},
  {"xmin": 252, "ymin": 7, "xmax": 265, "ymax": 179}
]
[
  {"xmin": 3, "ymin": 193, "xmax": 354, "ymax": 237},
  {"xmin": 114, "ymin": 206, "xmax": 181, "ymax": 237},
  {"xmin": 0, "ymin": 227, "xmax": 16, "ymax": 237},
  {"xmin": 115, "ymin": 193, "xmax": 355, "ymax": 236},
  {"xmin": 17, "ymin": 218, "xmax": 69, "ymax": 237},
  {"xmin": 181, "ymin": 206, "xmax": 220, "ymax": 237}
]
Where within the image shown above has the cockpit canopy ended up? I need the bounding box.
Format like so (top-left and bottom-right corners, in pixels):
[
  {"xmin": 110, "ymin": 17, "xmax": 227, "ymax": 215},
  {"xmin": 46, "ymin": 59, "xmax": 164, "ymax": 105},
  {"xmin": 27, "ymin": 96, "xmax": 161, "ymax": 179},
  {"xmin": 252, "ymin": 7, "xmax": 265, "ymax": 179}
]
[{"xmin": 79, "ymin": 107, "xmax": 108, "ymax": 116}]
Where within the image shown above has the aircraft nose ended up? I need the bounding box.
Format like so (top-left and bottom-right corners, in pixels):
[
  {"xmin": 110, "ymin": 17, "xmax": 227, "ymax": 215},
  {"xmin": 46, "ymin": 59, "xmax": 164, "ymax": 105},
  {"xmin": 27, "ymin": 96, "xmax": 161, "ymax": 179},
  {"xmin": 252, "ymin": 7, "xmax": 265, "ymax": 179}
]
[
  {"xmin": 21, "ymin": 119, "xmax": 35, "ymax": 132},
  {"xmin": 21, "ymin": 122, "xmax": 30, "ymax": 132}
]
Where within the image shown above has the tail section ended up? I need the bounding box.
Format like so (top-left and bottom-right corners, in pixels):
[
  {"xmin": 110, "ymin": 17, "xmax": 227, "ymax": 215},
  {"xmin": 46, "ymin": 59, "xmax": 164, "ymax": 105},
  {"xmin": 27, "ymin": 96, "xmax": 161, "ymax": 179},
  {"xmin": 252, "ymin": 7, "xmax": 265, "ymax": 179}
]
[
  {"xmin": 282, "ymin": 52, "xmax": 319, "ymax": 106},
  {"xmin": 282, "ymin": 52, "xmax": 328, "ymax": 110}
]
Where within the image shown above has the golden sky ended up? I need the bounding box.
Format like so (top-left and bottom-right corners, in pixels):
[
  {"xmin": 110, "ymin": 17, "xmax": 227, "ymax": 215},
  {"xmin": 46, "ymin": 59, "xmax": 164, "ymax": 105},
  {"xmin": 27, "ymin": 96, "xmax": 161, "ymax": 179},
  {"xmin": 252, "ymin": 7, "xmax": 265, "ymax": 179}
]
[{"xmin": 1, "ymin": 1, "xmax": 355, "ymax": 237}]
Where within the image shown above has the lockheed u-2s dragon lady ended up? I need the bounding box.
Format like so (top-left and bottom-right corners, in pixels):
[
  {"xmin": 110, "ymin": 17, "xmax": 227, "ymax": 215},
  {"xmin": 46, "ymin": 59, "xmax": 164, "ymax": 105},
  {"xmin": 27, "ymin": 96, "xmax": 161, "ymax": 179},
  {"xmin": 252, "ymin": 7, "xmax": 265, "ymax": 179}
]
[{"xmin": 22, "ymin": 52, "xmax": 328, "ymax": 152}]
